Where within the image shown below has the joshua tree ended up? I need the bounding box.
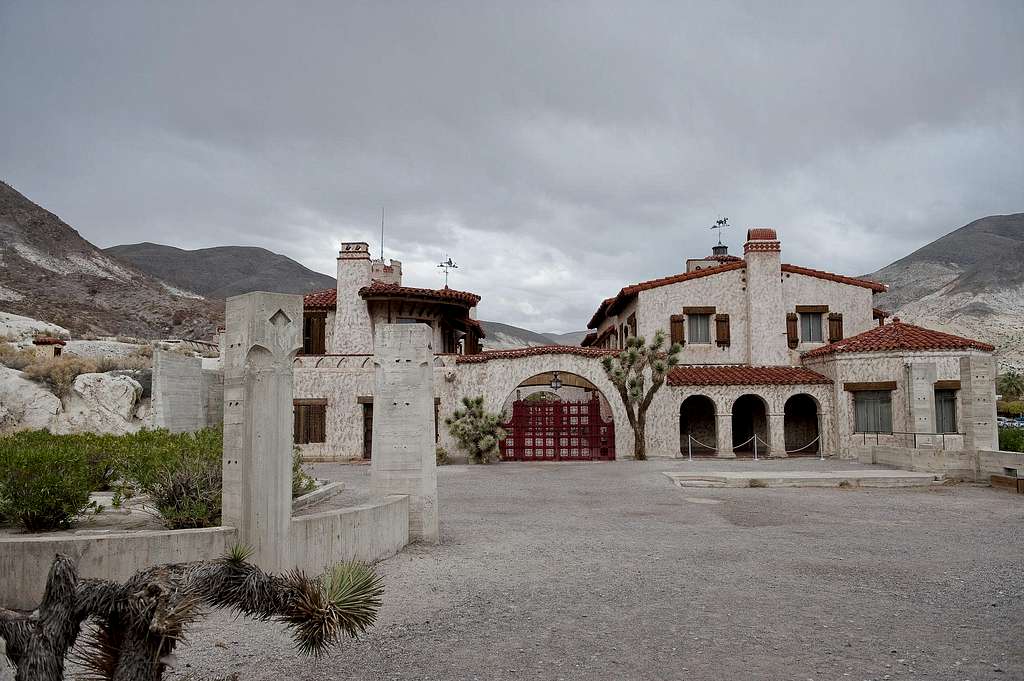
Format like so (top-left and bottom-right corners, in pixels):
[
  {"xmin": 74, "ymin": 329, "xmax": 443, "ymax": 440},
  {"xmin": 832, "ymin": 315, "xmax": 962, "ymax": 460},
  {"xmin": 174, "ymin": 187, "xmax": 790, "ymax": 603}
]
[
  {"xmin": 601, "ymin": 330, "xmax": 682, "ymax": 460},
  {"xmin": 445, "ymin": 396, "xmax": 507, "ymax": 463},
  {"xmin": 997, "ymin": 370, "xmax": 1024, "ymax": 400},
  {"xmin": 0, "ymin": 547, "xmax": 383, "ymax": 681}
]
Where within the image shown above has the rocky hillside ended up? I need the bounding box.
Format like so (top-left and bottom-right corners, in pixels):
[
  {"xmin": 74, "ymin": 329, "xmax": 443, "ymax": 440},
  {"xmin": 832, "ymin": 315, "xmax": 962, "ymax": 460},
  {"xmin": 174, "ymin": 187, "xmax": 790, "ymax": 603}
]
[
  {"xmin": 0, "ymin": 182, "xmax": 221, "ymax": 339},
  {"xmin": 105, "ymin": 243, "xmax": 336, "ymax": 298},
  {"xmin": 867, "ymin": 213, "xmax": 1024, "ymax": 368}
]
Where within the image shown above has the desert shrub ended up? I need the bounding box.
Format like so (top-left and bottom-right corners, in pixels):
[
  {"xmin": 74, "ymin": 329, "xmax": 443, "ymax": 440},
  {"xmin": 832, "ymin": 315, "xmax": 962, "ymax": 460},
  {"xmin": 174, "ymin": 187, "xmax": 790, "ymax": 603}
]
[
  {"xmin": 997, "ymin": 400, "xmax": 1024, "ymax": 417},
  {"xmin": 435, "ymin": 446, "xmax": 449, "ymax": 466},
  {"xmin": 999, "ymin": 427, "xmax": 1024, "ymax": 453},
  {"xmin": 132, "ymin": 343, "xmax": 154, "ymax": 358},
  {"xmin": 0, "ymin": 342, "xmax": 37, "ymax": 370},
  {"xmin": 94, "ymin": 354, "xmax": 152, "ymax": 372},
  {"xmin": 22, "ymin": 356, "xmax": 98, "ymax": 396},
  {"xmin": 445, "ymin": 396, "xmax": 507, "ymax": 464},
  {"xmin": 292, "ymin": 448, "xmax": 317, "ymax": 498},
  {"xmin": 0, "ymin": 432, "xmax": 100, "ymax": 531},
  {"xmin": 113, "ymin": 428, "xmax": 224, "ymax": 528}
]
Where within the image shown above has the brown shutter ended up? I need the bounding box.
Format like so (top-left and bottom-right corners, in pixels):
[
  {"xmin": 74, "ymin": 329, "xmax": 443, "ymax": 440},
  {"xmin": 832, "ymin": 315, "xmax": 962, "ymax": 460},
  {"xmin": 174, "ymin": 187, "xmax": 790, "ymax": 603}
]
[
  {"xmin": 786, "ymin": 313, "xmax": 799, "ymax": 348},
  {"xmin": 715, "ymin": 313, "xmax": 731, "ymax": 347},
  {"xmin": 670, "ymin": 314, "xmax": 686, "ymax": 346},
  {"xmin": 828, "ymin": 313, "xmax": 844, "ymax": 343},
  {"xmin": 294, "ymin": 403, "xmax": 305, "ymax": 444}
]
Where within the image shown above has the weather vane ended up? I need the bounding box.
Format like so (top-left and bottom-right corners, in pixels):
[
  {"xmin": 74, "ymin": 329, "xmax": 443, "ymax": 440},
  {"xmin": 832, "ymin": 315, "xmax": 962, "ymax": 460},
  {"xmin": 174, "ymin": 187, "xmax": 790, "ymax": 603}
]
[
  {"xmin": 437, "ymin": 255, "xmax": 458, "ymax": 287},
  {"xmin": 710, "ymin": 217, "xmax": 729, "ymax": 245}
]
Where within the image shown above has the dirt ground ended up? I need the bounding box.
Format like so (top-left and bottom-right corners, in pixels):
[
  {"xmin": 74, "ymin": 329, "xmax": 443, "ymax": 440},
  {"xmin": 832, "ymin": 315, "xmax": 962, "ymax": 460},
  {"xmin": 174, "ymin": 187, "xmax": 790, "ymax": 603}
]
[{"xmin": 168, "ymin": 460, "xmax": 1024, "ymax": 681}]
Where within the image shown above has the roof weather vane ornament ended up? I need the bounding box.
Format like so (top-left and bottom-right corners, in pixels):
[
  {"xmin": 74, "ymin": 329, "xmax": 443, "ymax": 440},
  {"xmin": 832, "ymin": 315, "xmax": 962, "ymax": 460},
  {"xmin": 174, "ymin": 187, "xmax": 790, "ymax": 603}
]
[
  {"xmin": 711, "ymin": 217, "xmax": 729, "ymax": 246},
  {"xmin": 437, "ymin": 256, "xmax": 458, "ymax": 287}
]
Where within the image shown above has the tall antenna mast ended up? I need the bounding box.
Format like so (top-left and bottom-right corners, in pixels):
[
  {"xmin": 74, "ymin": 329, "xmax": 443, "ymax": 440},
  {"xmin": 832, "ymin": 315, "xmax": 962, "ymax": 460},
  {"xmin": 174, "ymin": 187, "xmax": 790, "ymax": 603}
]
[{"xmin": 380, "ymin": 207, "xmax": 385, "ymax": 260}]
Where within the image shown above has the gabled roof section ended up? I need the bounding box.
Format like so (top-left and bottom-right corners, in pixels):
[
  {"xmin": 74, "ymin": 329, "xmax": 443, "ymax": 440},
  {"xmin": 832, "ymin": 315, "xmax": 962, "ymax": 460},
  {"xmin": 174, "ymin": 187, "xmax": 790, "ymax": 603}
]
[
  {"xmin": 802, "ymin": 319, "xmax": 994, "ymax": 359},
  {"xmin": 587, "ymin": 261, "xmax": 746, "ymax": 329},
  {"xmin": 456, "ymin": 345, "xmax": 618, "ymax": 364},
  {"xmin": 667, "ymin": 365, "xmax": 832, "ymax": 386},
  {"xmin": 580, "ymin": 331, "xmax": 598, "ymax": 347},
  {"xmin": 781, "ymin": 264, "xmax": 887, "ymax": 292}
]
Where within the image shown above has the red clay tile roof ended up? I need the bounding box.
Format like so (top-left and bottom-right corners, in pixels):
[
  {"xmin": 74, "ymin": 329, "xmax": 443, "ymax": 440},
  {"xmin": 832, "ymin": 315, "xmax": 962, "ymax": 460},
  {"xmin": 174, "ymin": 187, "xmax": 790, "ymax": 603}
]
[
  {"xmin": 32, "ymin": 336, "xmax": 66, "ymax": 346},
  {"xmin": 802, "ymin": 320, "xmax": 995, "ymax": 359},
  {"xmin": 304, "ymin": 282, "xmax": 481, "ymax": 310},
  {"xmin": 580, "ymin": 331, "xmax": 598, "ymax": 347},
  {"xmin": 456, "ymin": 345, "xmax": 619, "ymax": 364},
  {"xmin": 746, "ymin": 228, "xmax": 777, "ymax": 241},
  {"xmin": 587, "ymin": 261, "xmax": 746, "ymax": 328},
  {"xmin": 667, "ymin": 365, "xmax": 832, "ymax": 386},
  {"xmin": 304, "ymin": 287, "xmax": 338, "ymax": 310},
  {"xmin": 359, "ymin": 281, "xmax": 481, "ymax": 305},
  {"xmin": 781, "ymin": 264, "xmax": 887, "ymax": 292}
]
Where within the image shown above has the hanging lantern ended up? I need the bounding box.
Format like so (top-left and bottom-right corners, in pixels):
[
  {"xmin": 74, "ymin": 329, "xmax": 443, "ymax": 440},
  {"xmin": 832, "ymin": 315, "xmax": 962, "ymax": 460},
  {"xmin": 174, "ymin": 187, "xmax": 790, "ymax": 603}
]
[{"xmin": 549, "ymin": 371, "xmax": 563, "ymax": 391}]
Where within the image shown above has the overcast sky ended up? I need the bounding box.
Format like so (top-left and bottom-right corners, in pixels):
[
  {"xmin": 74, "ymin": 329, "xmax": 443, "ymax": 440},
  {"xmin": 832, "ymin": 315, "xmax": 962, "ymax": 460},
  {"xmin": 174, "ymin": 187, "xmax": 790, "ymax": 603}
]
[{"xmin": 1, "ymin": 1, "xmax": 1021, "ymax": 332}]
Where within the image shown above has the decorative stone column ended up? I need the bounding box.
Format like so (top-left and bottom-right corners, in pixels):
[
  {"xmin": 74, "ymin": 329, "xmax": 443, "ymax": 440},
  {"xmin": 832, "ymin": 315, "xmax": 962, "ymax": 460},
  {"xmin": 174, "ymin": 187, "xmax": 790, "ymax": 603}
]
[
  {"xmin": 769, "ymin": 412, "xmax": 787, "ymax": 457},
  {"xmin": 222, "ymin": 292, "xmax": 303, "ymax": 573},
  {"xmin": 715, "ymin": 412, "xmax": 735, "ymax": 458},
  {"xmin": 960, "ymin": 354, "xmax": 997, "ymax": 451},
  {"xmin": 908, "ymin": 362, "xmax": 938, "ymax": 447},
  {"xmin": 370, "ymin": 324, "xmax": 440, "ymax": 543}
]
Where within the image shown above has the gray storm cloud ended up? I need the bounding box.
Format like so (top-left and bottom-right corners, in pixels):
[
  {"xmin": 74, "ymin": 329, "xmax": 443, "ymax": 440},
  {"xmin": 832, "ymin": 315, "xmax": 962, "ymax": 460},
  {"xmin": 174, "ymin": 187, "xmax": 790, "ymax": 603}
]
[{"xmin": 1, "ymin": 0, "xmax": 1021, "ymax": 332}]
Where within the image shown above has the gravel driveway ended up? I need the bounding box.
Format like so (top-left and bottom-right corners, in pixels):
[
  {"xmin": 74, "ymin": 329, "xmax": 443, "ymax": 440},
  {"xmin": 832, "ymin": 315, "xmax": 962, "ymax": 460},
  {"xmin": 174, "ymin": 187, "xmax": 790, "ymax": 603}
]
[{"xmin": 168, "ymin": 460, "xmax": 1024, "ymax": 681}]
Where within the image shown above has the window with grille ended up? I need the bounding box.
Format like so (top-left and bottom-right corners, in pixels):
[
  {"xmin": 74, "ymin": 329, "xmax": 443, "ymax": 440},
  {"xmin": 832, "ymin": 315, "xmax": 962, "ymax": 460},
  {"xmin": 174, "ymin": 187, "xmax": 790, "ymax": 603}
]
[
  {"xmin": 854, "ymin": 390, "xmax": 892, "ymax": 433},
  {"xmin": 800, "ymin": 312, "xmax": 823, "ymax": 342},
  {"xmin": 687, "ymin": 314, "xmax": 711, "ymax": 344},
  {"xmin": 294, "ymin": 401, "xmax": 327, "ymax": 444},
  {"xmin": 935, "ymin": 389, "xmax": 958, "ymax": 434}
]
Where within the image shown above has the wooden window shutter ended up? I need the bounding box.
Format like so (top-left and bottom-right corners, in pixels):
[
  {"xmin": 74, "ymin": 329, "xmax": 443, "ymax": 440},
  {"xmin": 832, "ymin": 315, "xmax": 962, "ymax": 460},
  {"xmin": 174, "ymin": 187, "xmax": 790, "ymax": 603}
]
[
  {"xmin": 786, "ymin": 313, "xmax": 799, "ymax": 348},
  {"xmin": 715, "ymin": 313, "xmax": 730, "ymax": 347},
  {"xmin": 828, "ymin": 313, "xmax": 844, "ymax": 343},
  {"xmin": 670, "ymin": 314, "xmax": 686, "ymax": 346}
]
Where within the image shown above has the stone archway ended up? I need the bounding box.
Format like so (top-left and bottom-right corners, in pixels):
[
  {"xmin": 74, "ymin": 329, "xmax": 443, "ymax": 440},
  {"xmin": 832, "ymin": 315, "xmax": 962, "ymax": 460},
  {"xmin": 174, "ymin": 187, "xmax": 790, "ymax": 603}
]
[
  {"xmin": 732, "ymin": 394, "xmax": 769, "ymax": 456},
  {"xmin": 784, "ymin": 393, "xmax": 820, "ymax": 455},
  {"xmin": 679, "ymin": 394, "xmax": 717, "ymax": 456},
  {"xmin": 499, "ymin": 371, "xmax": 615, "ymax": 461}
]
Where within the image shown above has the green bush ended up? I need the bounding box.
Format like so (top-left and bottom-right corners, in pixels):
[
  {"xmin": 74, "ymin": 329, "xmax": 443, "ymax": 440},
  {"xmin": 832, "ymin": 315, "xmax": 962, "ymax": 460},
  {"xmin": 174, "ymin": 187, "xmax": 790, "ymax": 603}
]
[
  {"xmin": 435, "ymin": 446, "xmax": 449, "ymax": 466},
  {"xmin": 0, "ymin": 432, "xmax": 100, "ymax": 531},
  {"xmin": 1000, "ymin": 427, "xmax": 1024, "ymax": 453}
]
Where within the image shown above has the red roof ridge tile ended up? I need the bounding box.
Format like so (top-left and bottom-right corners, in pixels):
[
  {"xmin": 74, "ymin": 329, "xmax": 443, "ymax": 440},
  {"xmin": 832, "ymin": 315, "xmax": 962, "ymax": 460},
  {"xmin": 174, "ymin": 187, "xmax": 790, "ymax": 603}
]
[
  {"xmin": 456, "ymin": 345, "xmax": 619, "ymax": 364},
  {"xmin": 667, "ymin": 365, "xmax": 832, "ymax": 386},
  {"xmin": 802, "ymin": 320, "xmax": 994, "ymax": 359},
  {"xmin": 781, "ymin": 263, "xmax": 887, "ymax": 292}
]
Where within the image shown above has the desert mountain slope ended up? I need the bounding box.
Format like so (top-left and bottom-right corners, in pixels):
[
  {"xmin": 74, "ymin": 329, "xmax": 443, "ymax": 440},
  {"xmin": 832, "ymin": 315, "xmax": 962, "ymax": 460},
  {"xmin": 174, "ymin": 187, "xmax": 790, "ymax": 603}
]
[
  {"xmin": 0, "ymin": 182, "xmax": 221, "ymax": 339},
  {"xmin": 867, "ymin": 213, "xmax": 1024, "ymax": 367},
  {"xmin": 105, "ymin": 243, "xmax": 336, "ymax": 298}
]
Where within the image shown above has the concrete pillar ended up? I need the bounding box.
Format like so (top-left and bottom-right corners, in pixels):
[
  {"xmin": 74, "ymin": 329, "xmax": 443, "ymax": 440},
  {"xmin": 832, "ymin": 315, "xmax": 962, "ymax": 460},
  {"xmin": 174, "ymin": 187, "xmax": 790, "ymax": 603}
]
[
  {"xmin": 907, "ymin": 362, "xmax": 938, "ymax": 446},
  {"xmin": 370, "ymin": 323, "xmax": 439, "ymax": 543},
  {"xmin": 333, "ymin": 242, "xmax": 374, "ymax": 354},
  {"xmin": 960, "ymin": 354, "xmax": 998, "ymax": 451},
  {"xmin": 818, "ymin": 410, "xmax": 832, "ymax": 457},
  {"xmin": 222, "ymin": 292, "xmax": 303, "ymax": 572},
  {"xmin": 769, "ymin": 412, "xmax": 787, "ymax": 457},
  {"xmin": 743, "ymin": 229, "xmax": 788, "ymax": 366},
  {"xmin": 715, "ymin": 412, "xmax": 735, "ymax": 458}
]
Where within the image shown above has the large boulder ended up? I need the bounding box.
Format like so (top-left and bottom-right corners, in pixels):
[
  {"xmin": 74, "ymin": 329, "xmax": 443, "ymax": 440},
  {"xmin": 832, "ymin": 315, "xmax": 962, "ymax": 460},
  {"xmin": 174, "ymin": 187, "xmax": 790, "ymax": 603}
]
[
  {"xmin": 0, "ymin": 365, "xmax": 62, "ymax": 433},
  {"xmin": 56, "ymin": 372, "xmax": 144, "ymax": 434}
]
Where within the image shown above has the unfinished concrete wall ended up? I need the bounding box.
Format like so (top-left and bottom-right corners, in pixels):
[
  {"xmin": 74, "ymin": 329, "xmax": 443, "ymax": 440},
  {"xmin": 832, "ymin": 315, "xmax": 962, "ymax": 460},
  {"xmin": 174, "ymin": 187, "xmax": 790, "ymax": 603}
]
[
  {"xmin": 0, "ymin": 526, "xmax": 238, "ymax": 610},
  {"xmin": 292, "ymin": 496, "xmax": 409, "ymax": 574},
  {"xmin": 152, "ymin": 349, "xmax": 205, "ymax": 433},
  {"xmin": 370, "ymin": 324, "xmax": 439, "ymax": 542},
  {"xmin": 961, "ymin": 354, "xmax": 998, "ymax": 451},
  {"xmin": 854, "ymin": 444, "xmax": 1024, "ymax": 482},
  {"xmin": 222, "ymin": 292, "xmax": 303, "ymax": 572},
  {"xmin": 203, "ymin": 368, "xmax": 224, "ymax": 427}
]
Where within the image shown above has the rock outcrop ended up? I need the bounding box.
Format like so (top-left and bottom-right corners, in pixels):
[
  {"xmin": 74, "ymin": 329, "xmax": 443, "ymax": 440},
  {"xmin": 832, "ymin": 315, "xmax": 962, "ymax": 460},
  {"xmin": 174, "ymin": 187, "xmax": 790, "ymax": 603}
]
[{"xmin": 0, "ymin": 365, "xmax": 62, "ymax": 432}]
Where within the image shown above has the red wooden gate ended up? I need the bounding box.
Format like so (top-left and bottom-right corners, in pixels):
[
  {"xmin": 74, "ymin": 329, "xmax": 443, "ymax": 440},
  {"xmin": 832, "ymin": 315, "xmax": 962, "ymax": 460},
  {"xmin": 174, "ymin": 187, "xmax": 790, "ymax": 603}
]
[{"xmin": 500, "ymin": 393, "xmax": 615, "ymax": 461}]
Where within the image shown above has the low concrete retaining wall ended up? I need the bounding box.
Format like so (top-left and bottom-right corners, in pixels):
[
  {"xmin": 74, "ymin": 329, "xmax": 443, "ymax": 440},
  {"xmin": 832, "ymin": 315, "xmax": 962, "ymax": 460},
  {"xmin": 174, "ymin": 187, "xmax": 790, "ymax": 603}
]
[
  {"xmin": 0, "ymin": 526, "xmax": 238, "ymax": 610},
  {"xmin": 853, "ymin": 445, "xmax": 1024, "ymax": 482},
  {"xmin": 292, "ymin": 495, "xmax": 409, "ymax": 574}
]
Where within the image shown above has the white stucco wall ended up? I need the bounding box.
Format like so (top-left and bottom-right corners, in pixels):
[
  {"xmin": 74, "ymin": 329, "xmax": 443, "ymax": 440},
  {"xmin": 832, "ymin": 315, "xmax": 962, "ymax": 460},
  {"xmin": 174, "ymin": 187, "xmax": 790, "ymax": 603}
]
[{"xmin": 782, "ymin": 271, "xmax": 875, "ymax": 363}]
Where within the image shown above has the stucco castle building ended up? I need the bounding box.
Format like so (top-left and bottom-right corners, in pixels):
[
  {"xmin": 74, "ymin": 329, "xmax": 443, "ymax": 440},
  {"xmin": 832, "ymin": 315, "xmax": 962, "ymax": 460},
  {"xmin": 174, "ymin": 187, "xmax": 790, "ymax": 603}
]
[{"xmin": 294, "ymin": 229, "xmax": 998, "ymax": 462}]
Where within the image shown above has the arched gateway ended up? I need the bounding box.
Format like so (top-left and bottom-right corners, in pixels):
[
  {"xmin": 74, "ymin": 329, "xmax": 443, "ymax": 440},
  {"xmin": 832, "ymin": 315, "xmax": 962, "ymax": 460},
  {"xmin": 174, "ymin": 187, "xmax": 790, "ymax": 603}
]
[{"xmin": 499, "ymin": 372, "xmax": 616, "ymax": 461}]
